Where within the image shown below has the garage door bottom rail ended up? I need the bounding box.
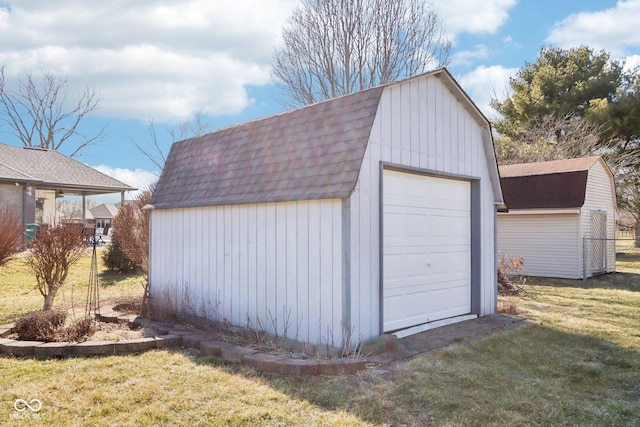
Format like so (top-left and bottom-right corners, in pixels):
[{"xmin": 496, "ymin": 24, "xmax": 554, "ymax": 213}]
[{"xmin": 392, "ymin": 314, "xmax": 478, "ymax": 339}]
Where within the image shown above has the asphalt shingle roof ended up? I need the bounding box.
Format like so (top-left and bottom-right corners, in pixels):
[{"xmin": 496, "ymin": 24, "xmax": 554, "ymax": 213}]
[
  {"xmin": 499, "ymin": 157, "xmax": 602, "ymax": 210},
  {"xmin": 0, "ymin": 142, "xmax": 135, "ymax": 193},
  {"xmin": 151, "ymin": 86, "xmax": 384, "ymax": 209}
]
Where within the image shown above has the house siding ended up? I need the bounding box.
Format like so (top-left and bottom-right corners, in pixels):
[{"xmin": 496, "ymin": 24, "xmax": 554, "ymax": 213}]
[
  {"xmin": 497, "ymin": 213, "xmax": 581, "ymax": 278},
  {"xmin": 0, "ymin": 182, "xmax": 35, "ymax": 224},
  {"xmin": 581, "ymin": 160, "xmax": 617, "ymax": 275},
  {"xmin": 149, "ymin": 199, "xmax": 344, "ymax": 346},
  {"xmin": 348, "ymin": 75, "xmax": 498, "ymax": 340}
]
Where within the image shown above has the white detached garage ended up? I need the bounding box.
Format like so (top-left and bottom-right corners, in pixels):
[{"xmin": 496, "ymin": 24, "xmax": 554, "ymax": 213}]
[
  {"xmin": 497, "ymin": 157, "xmax": 617, "ymax": 279},
  {"xmin": 148, "ymin": 69, "xmax": 504, "ymax": 347}
]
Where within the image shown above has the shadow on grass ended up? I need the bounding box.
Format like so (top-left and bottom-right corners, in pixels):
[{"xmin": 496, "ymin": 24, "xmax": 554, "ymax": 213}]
[
  {"xmin": 526, "ymin": 272, "xmax": 640, "ymax": 292},
  {"xmin": 213, "ymin": 323, "xmax": 640, "ymax": 427},
  {"xmin": 98, "ymin": 269, "xmax": 143, "ymax": 287}
]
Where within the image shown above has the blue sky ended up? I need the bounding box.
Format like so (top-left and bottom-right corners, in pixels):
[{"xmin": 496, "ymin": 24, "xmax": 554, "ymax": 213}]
[{"xmin": 0, "ymin": 0, "xmax": 639, "ymax": 201}]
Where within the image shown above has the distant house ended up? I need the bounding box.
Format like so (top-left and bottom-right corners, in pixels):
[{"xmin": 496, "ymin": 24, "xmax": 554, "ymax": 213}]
[
  {"xmin": 90, "ymin": 203, "xmax": 120, "ymax": 229},
  {"xmin": 497, "ymin": 156, "xmax": 617, "ymax": 279},
  {"xmin": 148, "ymin": 69, "xmax": 504, "ymax": 347},
  {"xmin": 0, "ymin": 142, "xmax": 136, "ymax": 227}
]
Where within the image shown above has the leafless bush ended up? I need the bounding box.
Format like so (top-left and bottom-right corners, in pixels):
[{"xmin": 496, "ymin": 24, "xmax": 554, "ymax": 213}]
[
  {"xmin": 24, "ymin": 224, "xmax": 87, "ymax": 310},
  {"xmin": 0, "ymin": 208, "xmax": 23, "ymax": 267},
  {"xmin": 13, "ymin": 310, "xmax": 67, "ymax": 341},
  {"xmin": 498, "ymin": 255, "xmax": 527, "ymax": 295},
  {"xmin": 60, "ymin": 318, "xmax": 96, "ymax": 342}
]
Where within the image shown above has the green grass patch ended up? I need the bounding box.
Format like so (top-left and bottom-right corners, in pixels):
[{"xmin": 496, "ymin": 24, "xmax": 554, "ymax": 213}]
[{"xmin": 1, "ymin": 254, "xmax": 639, "ymax": 425}]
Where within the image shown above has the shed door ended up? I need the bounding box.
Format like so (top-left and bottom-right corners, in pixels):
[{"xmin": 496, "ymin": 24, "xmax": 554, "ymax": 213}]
[
  {"xmin": 383, "ymin": 169, "xmax": 471, "ymax": 332},
  {"xmin": 590, "ymin": 210, "xmax": 607, "ymax": 275}
]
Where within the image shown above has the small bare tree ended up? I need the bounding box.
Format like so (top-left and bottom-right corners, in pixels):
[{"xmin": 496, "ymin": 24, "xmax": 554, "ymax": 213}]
[
  {"xmin": 272, "ymin": 0, "xmax": 452, "ymax": 107},
  {"xmin": 0, "ymin": 67, "xmax": 105, "ymax": 157},
  {"xmin": 24, "ymin": 225, "xmax": 87, "ymax": 310},
  {"xmin": 134, "ymin": 113, "xmax": 210, "ymax": 172},
  {"xmin": 0, "ymin": 208, "xmax": 23, "ymax": 268},
  {"xmin": 113, "ymin": 187, "xmax": 154, "ymax": 277}
]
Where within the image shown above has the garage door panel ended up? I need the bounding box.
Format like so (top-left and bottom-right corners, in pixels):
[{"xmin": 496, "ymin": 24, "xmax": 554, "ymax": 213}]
[{"xmin": 383, "ymin": 169, "xmax": 471, "ymax": 332}]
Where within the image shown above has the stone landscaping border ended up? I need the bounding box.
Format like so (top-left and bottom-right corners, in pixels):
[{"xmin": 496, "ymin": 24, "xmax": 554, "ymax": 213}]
[{"xmin": 0, "ymin": 308, "xmax": 372, "ymax": 376}]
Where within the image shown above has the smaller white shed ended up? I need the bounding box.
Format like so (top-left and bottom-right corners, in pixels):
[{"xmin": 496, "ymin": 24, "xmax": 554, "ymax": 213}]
[{"xmin": 497, "ymin": 156, "xmax": 617, "ymax": 279}]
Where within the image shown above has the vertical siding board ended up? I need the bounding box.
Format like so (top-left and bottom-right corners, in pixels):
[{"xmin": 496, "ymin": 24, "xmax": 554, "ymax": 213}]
[
  {"xmin": 418, "ymin": 78, "xmax": 429, "ymax": 168},
  {"xmin": 318, "ymin": 201, "xmax": 332, "ymax": 345},
  {"xmin": 296, "ymin": 201, "xmax": 310, "ymax": 341},
  {"xmin": 401, "ymin": 81, "xmax": 413, "ymax": 165},
  {"xmin": 410, "ymin": 79, "xmax": 421, "ymax": 167},
  {"xmin": 275, "ymin": 203, "xmax": 288, "ymax": 334},
  {"xmin": 285, "ymin": 203, "xmax": 298, "ymax": 336},
  {"xmin": 255, "ymin": 205, "xmax": 267, "ymax": 325},
  {"xmin": 391, "ymin": 86, "xmax": 402, "ymax": 164},
  {"xmin": 246, "ymin": 205, "xmax": 257, "ymax": 325},
  {"xmin": 331, "ymin": 199, "xmax": 343, "ymax": 343},
  {"xmin": 427, "ymin": 77, "xmax": 437, "ymax": 171},
  {"xmin": 307, "ymin": 200, "xmax": 322, "ymax": 344},
  {"xmin": 237, "ymin": 206, "xmax": 248, "ymax": 326},
  {"xmin": 265, "ymin": 203, "xmax": 277, "ymax": 331}
]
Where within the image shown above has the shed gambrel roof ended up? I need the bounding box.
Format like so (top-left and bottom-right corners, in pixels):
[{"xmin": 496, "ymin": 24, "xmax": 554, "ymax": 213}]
[
  {"xmin": 499, "ymin": 156, "xmax": 603, "ymax": 210},
  {"xmin": 0, "ymin": 142, "xmax": 135, "ymax": 194},
  {"xmin": 151, "ymin": 86, "xmax": 384, "ymax": 209}
]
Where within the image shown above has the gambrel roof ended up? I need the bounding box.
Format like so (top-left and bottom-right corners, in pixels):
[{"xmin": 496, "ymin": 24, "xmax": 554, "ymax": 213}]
[
  {"xmin": 499, "ymin": 156, "xmax": 605, "ymax": 210},
  {"xmin": 0, "ymin": 142, "xmax": 135, "ymax": 195},
  {"xmin": 151, "ymin": 86, "xmax": 384, "ymax": 208}
]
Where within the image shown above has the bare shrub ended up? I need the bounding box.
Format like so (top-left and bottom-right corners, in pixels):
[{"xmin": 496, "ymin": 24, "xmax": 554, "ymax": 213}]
[
  {"xmin": 24, "ymin": 224, "xmax": 87, "ymax": 310},
  {"xmin": 60, "ymin": 318, "xmax": 96, "ymax": 343},
  {"xmin": 113, "ymin": 187, "xmax": 153, "ymax": 277},
  {"xmin": 498, "ymin": 255, "xmax": 528, "ymax": 295},
  {"xmin": 0, "ymin": 208, "xmax": 23, "ymax": 267},
  {"xmin": 13, "ymin": 310, "xmax": 67, "ymax": 341},
  {"xmin": 498, "ymin": 297, "xmax": 520, "ymax": 315}
]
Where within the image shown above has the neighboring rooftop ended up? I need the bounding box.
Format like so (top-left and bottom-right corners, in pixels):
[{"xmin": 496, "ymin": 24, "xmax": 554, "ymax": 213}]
[
  {"xmin": 499, "ymin": 157, "xmax": 603, "ymax": 210},
  {"xmin": 151, "ymin": 86, "xmax": 384, "ymax": 209},
  {"xmin": 499, "ymin": 156, "xmax": 600, "ymax": 178},
  {"xmin": 0, "ymin": 143, "xmax": 135, "ymax": 194},
  {"xmin": 90, "ymin": 203, "xmax": 120, "ymax": 219}
]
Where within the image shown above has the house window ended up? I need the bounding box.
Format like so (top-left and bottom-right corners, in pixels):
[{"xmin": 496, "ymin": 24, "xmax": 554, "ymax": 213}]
[{"xmin": 96, "ymin": 219, "xmax": 111, "ymax": 228}]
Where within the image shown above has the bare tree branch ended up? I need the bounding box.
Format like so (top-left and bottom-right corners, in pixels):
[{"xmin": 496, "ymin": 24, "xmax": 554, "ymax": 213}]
[
  {"xmin": 0, "ymin": 67, "xmax": 104, "ymax": 157},
  {"xmin": 272, "ymin": 0, "xmax": 452, "ymax": 107},
  {"xmin": 134, "ymin": 113, "xmax": 210, "ymax": 172}
]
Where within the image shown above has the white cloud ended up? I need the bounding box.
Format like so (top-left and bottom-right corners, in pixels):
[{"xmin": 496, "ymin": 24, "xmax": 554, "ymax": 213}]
[
  {"xmin": 625, "ymin": 54, "xmax": 640, "ymax": 70},
  {"xmin": 547, "ymin": 1, "xmax": 640, "ymax": 56},
  {"xmin": 429, "ymin": 0, "xmax": 516, "ymax": 36},
  {"xmin": 457, "ymin": 65, "xmax": 518, "ymax": 118},
  {"xmin": 90, "ymin": 164, "xmax": 158, "ymax": 203},
  {"xmin": 0, "ymin": 0, "xmax": 298, "ymax": 121},
  {"xmin": 451, "ymin": 45, "xmax": 492, "ymax": 67}
]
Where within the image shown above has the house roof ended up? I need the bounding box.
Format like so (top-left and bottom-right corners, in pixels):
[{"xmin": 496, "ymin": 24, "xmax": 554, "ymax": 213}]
[
  {"xmin": 151, "ymin": 85, "xmax": 384, "ymax": 209},
  {"xmin": 90, "ymin": 203, "xmax": 119, "ymax": 219},
  {"xmin": 499, "ymin": 157, "xmax": 602, "ymax": 210},
  {"xmin": 0, "ymin": 142, "xmax": 135, "ymax": 195}
]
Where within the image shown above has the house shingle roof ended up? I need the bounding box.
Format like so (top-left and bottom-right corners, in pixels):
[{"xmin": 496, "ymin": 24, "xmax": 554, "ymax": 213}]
[
  {"xmin": 499, "ymin": 157, "xmax": 601, "ymax": 210},
  {"xmin": 0, "ymin": 143, "xmax": 135, "ymax": 194},
  {"xmin": 151, "ymin": 86, "xmax": 384, "ymax": 209}
]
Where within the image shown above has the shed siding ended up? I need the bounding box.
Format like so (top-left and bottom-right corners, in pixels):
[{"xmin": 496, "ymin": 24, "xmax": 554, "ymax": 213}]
[
  {"xmin": 581, "ymin": 161, "xmax": 616, "ymax": 274},
  {"xmin": 497, "ymin": 213, "xmax": 581, "ymax": 279},
  {"xmin": 149, "ymin": 199, "xmax": 343, "ymax": 345},
  {"xmin": 349, "ymin": 75, "xmax": 497, "ymax": 340}
]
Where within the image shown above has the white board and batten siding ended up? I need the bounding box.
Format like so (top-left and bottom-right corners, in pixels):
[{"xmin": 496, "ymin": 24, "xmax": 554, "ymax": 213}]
[
  {"xmin": 149, "ymin": 199, "xmax": 344, "ymax": 346},
  {"xmin": 497, "ymin": 213, "xmax": 581, "ymax": 279},
  {"xmin": 581, "ymin": 160, "xmax": 617, "ymax": 274},
  {"xmin": 348, "ymin": 75, "xmax": 499, "ymax": 340}
]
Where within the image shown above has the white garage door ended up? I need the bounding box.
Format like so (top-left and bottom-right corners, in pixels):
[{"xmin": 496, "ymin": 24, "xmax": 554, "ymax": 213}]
[{"xmin": 383, "ymin": 169, "xmax": 471, "ymax": 332}]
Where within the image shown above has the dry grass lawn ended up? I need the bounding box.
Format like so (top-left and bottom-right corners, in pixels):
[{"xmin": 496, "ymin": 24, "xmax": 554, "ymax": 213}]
[{"xmin": 1, "ymin": 252, "xmax": 639, "ymax": 426}]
